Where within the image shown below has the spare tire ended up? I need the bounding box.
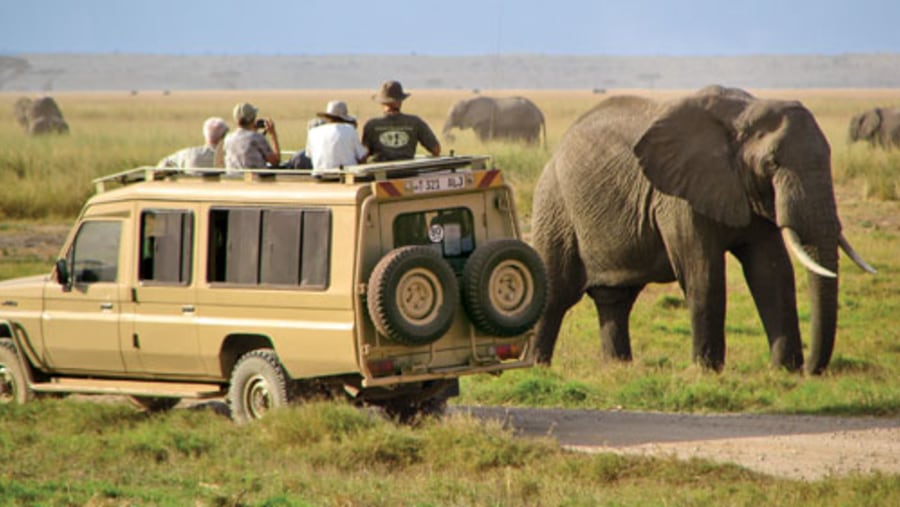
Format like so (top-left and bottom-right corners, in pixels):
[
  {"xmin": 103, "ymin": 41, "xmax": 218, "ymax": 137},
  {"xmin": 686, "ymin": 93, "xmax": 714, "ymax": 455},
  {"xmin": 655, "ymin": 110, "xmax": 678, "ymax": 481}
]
[
  {"xmin": 462, "ymin": 239, "xmax": 547, "ymax": 336},
  {"xmin": 367, "ymin": 246, "xmax": 459, "ymax": 346}
]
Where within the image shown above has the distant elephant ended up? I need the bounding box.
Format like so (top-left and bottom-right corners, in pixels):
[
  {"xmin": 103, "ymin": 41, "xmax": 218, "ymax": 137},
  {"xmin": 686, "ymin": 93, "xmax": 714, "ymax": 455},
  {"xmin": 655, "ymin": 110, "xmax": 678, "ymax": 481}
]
[
  {"xmin": 442, "ymin": 96, "xmax": 545, "ymax": 146},
  {"xmin": 532, "ymin": 86, "xmax": 875, "ymax": 375},
  {"xmin": 848, "ymin": 107, "xmax": 900, "ymax": 148},
  {"xmin": 23, "ymin": 96, "xmax": 69, "ymax": 135}
]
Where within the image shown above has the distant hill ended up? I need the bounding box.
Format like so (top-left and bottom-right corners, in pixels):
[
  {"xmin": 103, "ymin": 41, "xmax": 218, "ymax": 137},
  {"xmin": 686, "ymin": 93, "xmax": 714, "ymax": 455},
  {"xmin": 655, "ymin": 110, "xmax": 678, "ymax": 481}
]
[{"xmin": 2, "ymin": 53, "xmax": 900, "ymax": 92}]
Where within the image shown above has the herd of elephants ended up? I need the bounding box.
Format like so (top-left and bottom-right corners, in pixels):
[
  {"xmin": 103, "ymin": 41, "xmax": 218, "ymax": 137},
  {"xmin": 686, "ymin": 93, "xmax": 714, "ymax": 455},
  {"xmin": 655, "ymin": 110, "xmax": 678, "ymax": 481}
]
[{"xmin": 13, "ymin": 86, "xmax": 895, "ymax": 375}]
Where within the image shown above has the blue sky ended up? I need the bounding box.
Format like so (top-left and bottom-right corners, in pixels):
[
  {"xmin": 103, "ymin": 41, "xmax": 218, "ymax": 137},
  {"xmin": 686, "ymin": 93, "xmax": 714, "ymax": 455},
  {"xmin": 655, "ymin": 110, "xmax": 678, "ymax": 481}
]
[{"xmin": 1, "ymin": 0, "xmax": 898, "ymax": 56}]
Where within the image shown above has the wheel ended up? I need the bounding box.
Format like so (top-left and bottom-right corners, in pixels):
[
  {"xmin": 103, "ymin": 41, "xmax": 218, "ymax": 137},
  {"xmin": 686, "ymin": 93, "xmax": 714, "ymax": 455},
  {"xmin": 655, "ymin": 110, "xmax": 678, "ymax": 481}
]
[
  {"xmin": 367, "ymin": 246, "xmax": 459, "ymax": 346},
  {"xmin": 462, "ymin": 239, "xmax": 548, "ymax": 336},
  {"xmin": 0, "ymin": 338, "xmax": 33, "ymax": 404},
  {"xmin": 129, "ymin": 396, "xmax": 181, "ymax": 413},
  {"xmin": 227, "ymin": 349, "xmax": 290, "ymax": 424}
]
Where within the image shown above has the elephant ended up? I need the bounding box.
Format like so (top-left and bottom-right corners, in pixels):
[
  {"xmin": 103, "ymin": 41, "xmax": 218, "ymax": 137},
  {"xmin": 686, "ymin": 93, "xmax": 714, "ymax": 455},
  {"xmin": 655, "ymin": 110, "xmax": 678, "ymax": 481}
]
[
  {"xmin": 532, "ymin": 85, "xmax": 875, "ymax": 374},
  {"xmin": 442, "ymin": 96, "xmax": 545, "ymax": 146},
  {"xmin": 848, "ymin": 107, "xmax": 900, "ymax": 148},
  {"xmin": 18, "ymin": 96, "xmax": 69, "ymax": 135}
]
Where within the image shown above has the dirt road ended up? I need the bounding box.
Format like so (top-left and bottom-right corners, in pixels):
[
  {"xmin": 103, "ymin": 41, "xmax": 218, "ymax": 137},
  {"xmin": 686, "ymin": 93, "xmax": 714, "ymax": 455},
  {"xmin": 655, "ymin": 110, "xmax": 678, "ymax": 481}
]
[{"xmin": 453, "ymin": 406, "xmax": 900, "ymax": 480}]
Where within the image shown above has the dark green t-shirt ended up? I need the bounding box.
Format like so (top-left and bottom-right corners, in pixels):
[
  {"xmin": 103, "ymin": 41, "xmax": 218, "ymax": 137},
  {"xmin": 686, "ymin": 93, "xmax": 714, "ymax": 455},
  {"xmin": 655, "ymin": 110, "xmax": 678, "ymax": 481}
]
[{"xmin": 362, "ymin": 112, "xmax": 440, "ymax": 161}]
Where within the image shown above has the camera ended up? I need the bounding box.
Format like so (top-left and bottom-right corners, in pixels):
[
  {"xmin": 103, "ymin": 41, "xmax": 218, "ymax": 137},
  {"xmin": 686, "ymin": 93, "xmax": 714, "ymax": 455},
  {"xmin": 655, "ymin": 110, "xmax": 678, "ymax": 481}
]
[{"xmin": 255, "ymin": 118, "xmax": 267, "ymax": 129}]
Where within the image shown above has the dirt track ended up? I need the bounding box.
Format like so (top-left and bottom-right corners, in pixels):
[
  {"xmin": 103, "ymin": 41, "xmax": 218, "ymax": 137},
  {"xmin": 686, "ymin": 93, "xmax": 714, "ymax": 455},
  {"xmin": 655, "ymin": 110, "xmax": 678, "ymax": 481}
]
[{"xmin": 454, "ymin": 406, "xmax": 900, "ymax": 480}]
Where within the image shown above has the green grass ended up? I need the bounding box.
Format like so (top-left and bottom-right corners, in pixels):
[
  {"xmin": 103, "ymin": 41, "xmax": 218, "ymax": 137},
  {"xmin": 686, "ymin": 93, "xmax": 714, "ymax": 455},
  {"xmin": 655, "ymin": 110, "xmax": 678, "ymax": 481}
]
[
  {"xmin": 0, "ymin": 90, "xmax": 898, "ymax": 504},
  {"xmin": 1, "ymin": 399, "xmax": 896, "ymax": 506}
]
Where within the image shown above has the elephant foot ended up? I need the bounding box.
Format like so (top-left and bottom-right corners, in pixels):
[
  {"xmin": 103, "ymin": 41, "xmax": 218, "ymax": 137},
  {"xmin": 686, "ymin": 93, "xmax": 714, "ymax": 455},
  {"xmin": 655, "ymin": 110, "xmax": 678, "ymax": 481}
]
[
  {"xmin": 601, "ymin": 335, "xmax": 633, "ymax": 362},
  {"xmin": 770, "ymin": 337, "xmax": 803, "ymax": 372},
  {"xmin": 693, "ymin": 354, "xmax": 725, "ymax": 373}
]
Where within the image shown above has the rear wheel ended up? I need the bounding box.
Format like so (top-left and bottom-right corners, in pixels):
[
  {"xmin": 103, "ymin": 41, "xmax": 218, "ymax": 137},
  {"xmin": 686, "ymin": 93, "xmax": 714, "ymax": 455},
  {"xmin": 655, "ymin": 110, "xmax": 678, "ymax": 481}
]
[
  {"xmin": 0, "ymin": 338, "xmax": 33, "ymax": 404},
  {"xmin": 367, "ymin": 246, "xmax": 459, "ymax": 346},
  {"xmin": 227, "ymin": 349, "xmax": 290, "ymax": 424}
]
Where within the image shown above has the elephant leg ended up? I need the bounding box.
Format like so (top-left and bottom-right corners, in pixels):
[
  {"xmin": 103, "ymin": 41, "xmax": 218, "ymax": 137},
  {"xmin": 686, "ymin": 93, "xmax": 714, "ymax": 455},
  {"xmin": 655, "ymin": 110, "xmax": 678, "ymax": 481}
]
[
  {"xmin": 586, "ymin": 285, "xmax": 643, "ymax": 361},
  {"xmin": 533, "ymin": 233, "xmax": 586, "ymax": 365},
  {"xmin": 732, "ymin": 236, "xmax": 803, "ymax": 371}
]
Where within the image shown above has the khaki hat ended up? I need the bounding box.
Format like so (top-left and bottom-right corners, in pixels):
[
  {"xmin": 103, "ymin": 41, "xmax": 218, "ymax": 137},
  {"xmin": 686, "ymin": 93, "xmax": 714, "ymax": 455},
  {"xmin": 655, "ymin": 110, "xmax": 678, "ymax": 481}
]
[
  {"xmin": 233, "ymin": 102, "xmax": 258, "ymax": 123},
  {"xmin": 316, "ymin": 100, "xmax": 356, "ymax": 123},
  {"xmin": 374, "ymin": 80, "xmax": 410, "ymax": 104}
]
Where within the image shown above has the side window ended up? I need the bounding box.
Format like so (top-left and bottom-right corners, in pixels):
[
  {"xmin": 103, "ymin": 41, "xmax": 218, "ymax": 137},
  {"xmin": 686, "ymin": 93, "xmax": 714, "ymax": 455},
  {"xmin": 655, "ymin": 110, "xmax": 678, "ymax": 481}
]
[
  {"xmin": 394, "ymin": 207, "xmax": 475, "ymax": 266},
  {"xmin": 70, "ymin": 220, "xmax": 122, "ymax": 284},
  {"xmin": 207, "ymin": 207, "xmax": 331, "ymax": 289},
  {"xmin": 139, "ymin": 210, "xmax": 193, "ymax": 285}
]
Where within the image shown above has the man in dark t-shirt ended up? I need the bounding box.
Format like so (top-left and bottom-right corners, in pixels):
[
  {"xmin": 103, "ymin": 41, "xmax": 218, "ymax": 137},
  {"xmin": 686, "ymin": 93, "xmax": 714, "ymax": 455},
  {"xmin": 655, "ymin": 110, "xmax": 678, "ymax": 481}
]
[{"xmin": 362, "ymin": 80, "xmax": 441, "ymax": 162}]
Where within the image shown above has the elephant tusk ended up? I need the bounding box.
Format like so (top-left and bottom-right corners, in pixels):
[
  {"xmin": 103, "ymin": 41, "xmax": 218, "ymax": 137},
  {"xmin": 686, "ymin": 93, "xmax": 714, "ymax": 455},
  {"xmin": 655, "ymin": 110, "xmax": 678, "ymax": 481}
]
[
  {"xmin": 781, "ymin": 228, "xmax": 837, "ymax": 278},
  {"xmin": 839, "ymin": 233, "xmax": 877, "ymax": 274}
]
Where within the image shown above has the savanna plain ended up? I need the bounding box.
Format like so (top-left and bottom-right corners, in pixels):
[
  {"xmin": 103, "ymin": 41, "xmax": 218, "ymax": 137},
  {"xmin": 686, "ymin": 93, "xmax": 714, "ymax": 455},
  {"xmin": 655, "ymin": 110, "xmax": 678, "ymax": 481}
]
[{"xmin": 0, "ymin": 88, "xmax": 898, "ymax": 506}]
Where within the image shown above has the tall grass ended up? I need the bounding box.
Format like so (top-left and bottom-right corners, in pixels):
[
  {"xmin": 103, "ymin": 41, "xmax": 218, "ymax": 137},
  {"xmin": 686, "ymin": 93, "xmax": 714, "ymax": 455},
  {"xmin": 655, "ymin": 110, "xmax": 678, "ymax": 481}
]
[{"xmin": 1, "ymin": 399, "xmax": 896, "ymax": 506}]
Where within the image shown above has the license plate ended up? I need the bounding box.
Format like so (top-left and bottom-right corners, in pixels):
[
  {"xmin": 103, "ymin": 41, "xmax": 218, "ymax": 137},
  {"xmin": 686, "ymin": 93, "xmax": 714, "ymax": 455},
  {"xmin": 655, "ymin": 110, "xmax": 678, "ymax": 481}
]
[{"xmin": 408, "ymin": 173, "xmax": 467, "ymax": 194}]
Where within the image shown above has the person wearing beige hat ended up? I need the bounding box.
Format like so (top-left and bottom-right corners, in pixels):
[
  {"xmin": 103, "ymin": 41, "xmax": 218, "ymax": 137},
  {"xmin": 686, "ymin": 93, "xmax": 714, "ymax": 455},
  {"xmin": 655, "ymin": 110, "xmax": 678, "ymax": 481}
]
[
  {"xmin": 223, "ymin": 102, "xmax": 281, "ymax": 170},
  {"xmin": 362, "ymin": 80, "xmax": 441, "ymax": 162},
  {"xmin": 305, "ymin": 100, "xmax": 368, "ymax": 175},
  {"xmin": 157, "ymin": 116, "xmax": 229, "ymax": 169}
]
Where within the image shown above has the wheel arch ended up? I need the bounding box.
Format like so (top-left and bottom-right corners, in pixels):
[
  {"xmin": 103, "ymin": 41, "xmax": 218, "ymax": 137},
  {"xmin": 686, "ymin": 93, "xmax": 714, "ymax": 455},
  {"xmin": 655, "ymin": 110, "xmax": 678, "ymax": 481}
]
[{"xmin": 218, "ymin": 333, "xmax": 276, "ymax": 378}]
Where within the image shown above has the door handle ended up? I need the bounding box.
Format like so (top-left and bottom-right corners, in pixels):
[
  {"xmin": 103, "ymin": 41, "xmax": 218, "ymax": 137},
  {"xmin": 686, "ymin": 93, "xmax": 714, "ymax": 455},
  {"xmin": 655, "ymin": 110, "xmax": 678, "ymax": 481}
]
[
  {"xmin": 100, "ymin": 302, "xmax": 113, "ymax": 310},
  {"xmin": 182, "ymin": 305, "xmax": 196, "ymax": 313}
]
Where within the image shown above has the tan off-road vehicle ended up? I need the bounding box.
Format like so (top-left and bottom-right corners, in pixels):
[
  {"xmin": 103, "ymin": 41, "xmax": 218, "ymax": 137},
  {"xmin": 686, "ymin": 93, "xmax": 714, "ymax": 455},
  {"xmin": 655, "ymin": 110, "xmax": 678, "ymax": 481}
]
[{"xmin": 0, "ymin": 156, "xmax": 546, "ymax": 422}]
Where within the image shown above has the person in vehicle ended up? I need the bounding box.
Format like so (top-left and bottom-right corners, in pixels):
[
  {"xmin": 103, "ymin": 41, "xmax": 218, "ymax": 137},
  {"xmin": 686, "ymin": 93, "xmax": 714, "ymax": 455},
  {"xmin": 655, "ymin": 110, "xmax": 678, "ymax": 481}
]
[
  {"xmin": 362, "ymin": 80, "xmax": 441, "ymax": 162},
  {"xmin": 157, "ymin": 117, "xmax": 229, "ymax": 169},
  {"xmin": 224, "ymin": 102, "xmax": 281, "ymax": 170},
  {"xmin": 305, "ymin": 100, "xmax": 368, "ymax": 176}
]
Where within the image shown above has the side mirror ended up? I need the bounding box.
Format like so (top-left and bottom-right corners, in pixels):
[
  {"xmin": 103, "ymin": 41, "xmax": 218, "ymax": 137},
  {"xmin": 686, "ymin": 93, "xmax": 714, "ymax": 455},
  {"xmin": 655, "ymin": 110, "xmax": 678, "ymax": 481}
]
[{"xmin": 55, "ymin": 258, "xmax": 71, "ymax": 288}]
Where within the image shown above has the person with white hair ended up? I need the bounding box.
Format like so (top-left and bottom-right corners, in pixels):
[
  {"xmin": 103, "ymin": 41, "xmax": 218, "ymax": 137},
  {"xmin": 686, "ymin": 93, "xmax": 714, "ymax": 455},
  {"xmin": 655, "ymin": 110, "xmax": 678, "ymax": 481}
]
[
  {"xmin": 305, "ymin": 100, "xmax": 367, "ymax": 176},
  {"xmin": 157, "ymin": 117, "xmax": 230, "ymax": 169}
]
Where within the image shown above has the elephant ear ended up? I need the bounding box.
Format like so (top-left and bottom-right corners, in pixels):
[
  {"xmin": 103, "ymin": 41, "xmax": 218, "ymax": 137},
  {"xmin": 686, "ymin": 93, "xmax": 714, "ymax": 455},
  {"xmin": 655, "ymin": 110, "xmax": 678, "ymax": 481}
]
[
  {"xmin": 858, "ymin": 108, "xmax": 882, "ymax": 139},
  {"xmin": 634, "ymin": 99, "xmax": 751, "ymax": 228}
]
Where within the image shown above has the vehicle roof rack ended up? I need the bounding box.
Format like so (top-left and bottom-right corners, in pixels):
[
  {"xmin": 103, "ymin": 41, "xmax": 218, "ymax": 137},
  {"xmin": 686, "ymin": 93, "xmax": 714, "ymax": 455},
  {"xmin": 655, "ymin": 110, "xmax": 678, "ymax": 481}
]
[{"xmin": 91, "ymin": 155, "xmax": 492, "ymax": 193}]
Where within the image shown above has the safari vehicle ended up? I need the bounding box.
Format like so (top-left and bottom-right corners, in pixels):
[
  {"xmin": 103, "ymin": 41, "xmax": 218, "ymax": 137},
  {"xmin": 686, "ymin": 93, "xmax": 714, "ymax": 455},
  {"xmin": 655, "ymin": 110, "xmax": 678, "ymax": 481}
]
[{"xmin": 0, "ymin": 156, "xmax": 546, "ymax": 422}]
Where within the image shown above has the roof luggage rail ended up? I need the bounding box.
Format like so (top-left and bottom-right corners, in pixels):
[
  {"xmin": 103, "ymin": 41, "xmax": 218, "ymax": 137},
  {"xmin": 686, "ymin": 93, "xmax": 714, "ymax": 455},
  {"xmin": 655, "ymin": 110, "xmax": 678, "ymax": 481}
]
[{"xmin": 91, "ymin": 155, "xmax": 492, "ymax": 193}]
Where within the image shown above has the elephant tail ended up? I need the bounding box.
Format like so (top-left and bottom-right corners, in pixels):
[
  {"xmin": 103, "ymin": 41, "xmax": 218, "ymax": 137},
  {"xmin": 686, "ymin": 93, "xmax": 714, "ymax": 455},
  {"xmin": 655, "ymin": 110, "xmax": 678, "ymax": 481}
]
[{"xmin": 541, "ymin": 115, "xmax": 547, "ymax": 149}]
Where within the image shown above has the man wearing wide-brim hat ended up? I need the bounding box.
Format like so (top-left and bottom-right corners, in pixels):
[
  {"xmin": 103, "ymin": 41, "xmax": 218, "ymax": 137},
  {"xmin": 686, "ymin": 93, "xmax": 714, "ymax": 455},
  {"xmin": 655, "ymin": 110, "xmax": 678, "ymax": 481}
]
[
  {"xmin": 362, "ymin": 80, "xmax": 441, "ymax": 162},
  {"xmin": 305, "ymin": 100, "xmax": 368, "ymax": 175}
]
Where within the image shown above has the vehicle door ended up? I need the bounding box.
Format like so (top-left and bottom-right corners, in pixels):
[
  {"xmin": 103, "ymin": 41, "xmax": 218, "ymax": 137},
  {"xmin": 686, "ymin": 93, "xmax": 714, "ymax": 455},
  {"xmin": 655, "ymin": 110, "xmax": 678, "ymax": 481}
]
[
  {"xmin": 42, "ymin": 217, "xmax": 127, "ymax": 373},
  {"xmin": 123, "ymin": 207, "xmax": 203, "ymax": 375}
]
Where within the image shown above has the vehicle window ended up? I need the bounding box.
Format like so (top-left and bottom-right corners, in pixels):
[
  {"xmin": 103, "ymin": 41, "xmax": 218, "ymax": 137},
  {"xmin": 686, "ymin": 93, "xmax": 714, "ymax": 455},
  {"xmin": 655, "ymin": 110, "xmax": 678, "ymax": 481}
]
[
  {"xmin": 207, "ymin": 207, "xmax": 331, "ymax": 289},
  {"xmin": 394, "ymin": 207, "xmax": 475, "ymax": 261},
  {"xmin": 139, "ymin": 210, "xmax": 193, "ymax": 285},
  {"xmin": 70, "ymin": 220, "xmax": 122, "ymax": 284}
]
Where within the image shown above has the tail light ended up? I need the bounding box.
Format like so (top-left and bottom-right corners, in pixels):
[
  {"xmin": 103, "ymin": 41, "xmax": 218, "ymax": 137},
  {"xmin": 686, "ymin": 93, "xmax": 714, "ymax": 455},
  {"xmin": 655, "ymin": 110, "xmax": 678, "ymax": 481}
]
[
  {"xmin": 493, "ymin": 342, "xmax": 523, "ymax": 360},
  {"xmin": 366, "ymin": 359, "xmax": 397, "ymax": 377}
]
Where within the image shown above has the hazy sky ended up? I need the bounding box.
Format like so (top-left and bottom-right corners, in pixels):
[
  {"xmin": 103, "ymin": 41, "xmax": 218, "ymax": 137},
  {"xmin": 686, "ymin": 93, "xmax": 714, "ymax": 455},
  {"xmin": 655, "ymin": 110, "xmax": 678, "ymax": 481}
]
[{"xmin": 1, "ymin": 0, "xmax": 898, "ymax": 56}]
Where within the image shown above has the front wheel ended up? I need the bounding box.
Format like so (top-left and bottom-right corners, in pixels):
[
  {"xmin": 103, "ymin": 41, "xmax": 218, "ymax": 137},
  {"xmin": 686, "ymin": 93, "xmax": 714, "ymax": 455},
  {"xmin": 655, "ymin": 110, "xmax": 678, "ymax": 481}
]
[
  {"xmin": 227, "ymin": 349, "xmax": 290, "ymax": 424},
  {"xmin": 0, "ymin": 338, "xmax": 33, "ymax": 405}
]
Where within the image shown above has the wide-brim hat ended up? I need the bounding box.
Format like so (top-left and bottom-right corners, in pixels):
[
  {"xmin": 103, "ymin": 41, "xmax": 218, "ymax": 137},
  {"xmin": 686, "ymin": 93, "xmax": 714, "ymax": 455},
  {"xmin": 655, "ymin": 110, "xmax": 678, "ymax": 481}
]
[
  {"xmin": 316, "ymin": 100, "xmax": 356, "ymax": 123},
  {"xmin": 374, "ymin": 80, "xmax": 410, "ymax": 104}
]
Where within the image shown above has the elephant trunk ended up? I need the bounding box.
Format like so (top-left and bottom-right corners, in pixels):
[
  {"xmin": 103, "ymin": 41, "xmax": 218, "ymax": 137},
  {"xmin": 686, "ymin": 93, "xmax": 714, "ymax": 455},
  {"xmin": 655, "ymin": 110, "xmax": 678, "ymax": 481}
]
[{"xmin": 774, "ymin": 169, "xmax": 840, "ymax": 374}]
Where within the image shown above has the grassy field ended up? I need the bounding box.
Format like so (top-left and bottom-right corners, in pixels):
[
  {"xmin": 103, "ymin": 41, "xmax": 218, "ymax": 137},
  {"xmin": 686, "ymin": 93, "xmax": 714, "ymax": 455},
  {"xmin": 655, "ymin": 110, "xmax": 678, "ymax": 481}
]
[{"xmin": 1, "ymin": 88, "xmax": 899, "ymax": 505}]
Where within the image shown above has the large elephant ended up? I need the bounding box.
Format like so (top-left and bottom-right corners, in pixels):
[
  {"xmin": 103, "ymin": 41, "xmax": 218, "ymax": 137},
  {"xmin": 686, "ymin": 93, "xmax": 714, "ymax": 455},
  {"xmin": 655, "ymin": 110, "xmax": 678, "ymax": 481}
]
[
  {"xmin": 848, "ymin": 107, "xmax": 900, "ymax": 148},
  {"xmin": 442, "ymin": 96, "xmax": 545, "ymax": 146},
  {"xmin": 532, "ymin": 86, "xmax": 875, "ymax": 374}
]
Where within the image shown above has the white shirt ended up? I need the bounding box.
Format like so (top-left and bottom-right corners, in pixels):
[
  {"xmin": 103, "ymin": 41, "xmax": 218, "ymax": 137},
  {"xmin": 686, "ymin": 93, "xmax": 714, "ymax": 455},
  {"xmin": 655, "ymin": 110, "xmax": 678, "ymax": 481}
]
[{"xmin": 305, "ymin": 122, "xmax": 367, "ymax": 175}]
